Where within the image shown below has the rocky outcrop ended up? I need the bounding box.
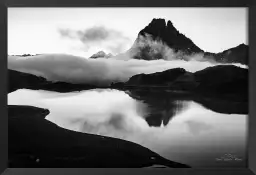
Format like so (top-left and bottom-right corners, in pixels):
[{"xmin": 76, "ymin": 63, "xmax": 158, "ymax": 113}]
[{"xmin": 90, "ymin": 51, "xmax": 113, "ymax": 59}]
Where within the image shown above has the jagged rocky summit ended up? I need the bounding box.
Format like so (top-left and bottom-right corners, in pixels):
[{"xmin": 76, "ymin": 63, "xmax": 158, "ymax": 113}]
[{"xmin": 129, "ymin": 18, "xmax": 248, "ymax": 64}]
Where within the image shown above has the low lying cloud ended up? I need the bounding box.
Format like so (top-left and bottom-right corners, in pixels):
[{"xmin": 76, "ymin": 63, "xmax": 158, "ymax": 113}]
[
  {"xmin": 8, "ymin": 52, "xmax": 247, "ymax": 86},
  {"xmin": 129, "ymin": 34, "xmax": 216, "ymax": 63},
  {"xmin": 58, "ymin": 26, "xmax": 131, "ymax": 54}
]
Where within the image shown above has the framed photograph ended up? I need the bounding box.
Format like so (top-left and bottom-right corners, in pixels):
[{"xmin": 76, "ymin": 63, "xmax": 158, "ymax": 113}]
[{"xmin": 1, "ymin": 0, "xmax": 255, "ymax": 175}]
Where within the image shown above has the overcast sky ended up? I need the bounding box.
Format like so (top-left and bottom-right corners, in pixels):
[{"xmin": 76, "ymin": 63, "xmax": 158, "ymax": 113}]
[{"xmin": 8, "ymin": 8, "xmax": 247, "ymax": 58}]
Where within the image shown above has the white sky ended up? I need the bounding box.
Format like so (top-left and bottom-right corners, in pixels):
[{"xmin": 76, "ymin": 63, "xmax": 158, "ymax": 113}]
[{"xmin": 8, "ymin": 8, "xmax": 247, "ymax": 58}]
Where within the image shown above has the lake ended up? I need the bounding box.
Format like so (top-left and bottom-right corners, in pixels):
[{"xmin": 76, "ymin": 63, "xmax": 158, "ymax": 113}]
[{"xmin": 8, "ymin": 88, "xmax": 247, "ymax": 168}]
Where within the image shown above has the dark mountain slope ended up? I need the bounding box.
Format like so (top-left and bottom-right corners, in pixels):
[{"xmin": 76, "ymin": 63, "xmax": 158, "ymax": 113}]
[
  {"xmin": 193, "ymin": 65, "xmax": 248, "ymax": 96},
  {"xmin": 137, "ymin": 18, "xmax": 203, "ymax": 54},
  {"xmin": 126, "ymin": 68, "xmax": 187, "ymax": 86},
  {"xmin": 8, "ymin": 69, "xmax": 47, "ymax": 93},
  {"xmin": 204, "ymin": 44, "xmax": 249, "ymax": 65},
  {"xmin": 9, "ymin": 64, "xmax": 248, "ymax": 102},
  {"xmin": 114, "ymin": 65, "xmax": 248, "ymax": 102},
  {"xmin": 217, "ymin": 43, "xmax": 248, "ymax": 65},
  {"xmin": 8, "ymin": 69, "xmax": 100, "ymax": 93},
  {"xmin": 129, "ymin": 18, "xmax": 248, "ymax": 64}
]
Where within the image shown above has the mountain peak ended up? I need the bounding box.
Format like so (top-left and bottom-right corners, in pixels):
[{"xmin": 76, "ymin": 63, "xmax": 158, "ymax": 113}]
[
  {"xmin": 166, "ymin": 20, "xmax": 174, "ymax": 28},
  {"xmin": 128, "ymin": 18, "xmax": 248, "ymax": 65},
  {"xmin": 151, "ymin": 18, "xmax": 166, "ymax": 26},
  {"xmin": 134, "ymin": 18, "xmax": 203, "ymax": 58},
  {"xmin": 138, "ymin": 18, "xmax": 166, "ymax": 37},
  {"xmin": 90, "ymin": 51, "xmax": 113, "ymax": 59}
]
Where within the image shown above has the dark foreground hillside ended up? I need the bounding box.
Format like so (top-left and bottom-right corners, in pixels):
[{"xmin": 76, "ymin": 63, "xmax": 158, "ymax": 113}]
[{"xmin": 8, "ymin": 105, "xmax": 190, "ymax": 168}]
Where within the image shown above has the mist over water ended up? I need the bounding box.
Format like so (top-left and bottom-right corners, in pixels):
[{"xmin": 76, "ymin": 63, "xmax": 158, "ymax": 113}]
[{"xmin": 8, "ymin": 89, "xmax": 247, "ymax": 167}]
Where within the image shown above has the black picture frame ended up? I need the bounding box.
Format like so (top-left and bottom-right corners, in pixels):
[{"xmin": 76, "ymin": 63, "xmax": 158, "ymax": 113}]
[{"xmin": 0, "ymin": 0, "xmax": 255, "ymax": 175}]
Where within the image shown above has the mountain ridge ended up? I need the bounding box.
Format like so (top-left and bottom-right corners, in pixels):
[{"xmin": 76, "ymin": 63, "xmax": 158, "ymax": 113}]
[
  {"xmin": 114, "ymin": 65, "xmax": 248, "ymax": 101},
  {"xmin": 129, "ymin": 18, "xmax": 248, "ymax": 64},
  {"xmin": 9, "ymin": 18, "xmax": 248, "ymax": 64},
  {"xmin": 8, "ymin": 69, "xmax": 102, "ymax": 93}
]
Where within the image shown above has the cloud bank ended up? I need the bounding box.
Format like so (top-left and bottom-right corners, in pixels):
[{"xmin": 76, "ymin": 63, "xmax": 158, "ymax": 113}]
[
  {"xmin": 129, "ymin": 34, "xmax": 216, "ymax": 62},
  {"xmin": 8, "ymin": 52, "xmax": 247, "ymax": 86},
  {"xmin": 7, "ymin": 31, "xmax": 247, "ymax": 86}
]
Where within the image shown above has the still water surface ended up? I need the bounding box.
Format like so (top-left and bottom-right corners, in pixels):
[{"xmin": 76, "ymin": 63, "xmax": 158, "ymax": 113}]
[{"xmin": 8, "ymin": 89, "xmax": 247, "ymax": 167}]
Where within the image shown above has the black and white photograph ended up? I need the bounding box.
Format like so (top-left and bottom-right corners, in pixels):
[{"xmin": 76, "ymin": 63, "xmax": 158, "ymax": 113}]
[{"xmin": 7, "ymin": 7, "xmax": 248, "ymax": 168}]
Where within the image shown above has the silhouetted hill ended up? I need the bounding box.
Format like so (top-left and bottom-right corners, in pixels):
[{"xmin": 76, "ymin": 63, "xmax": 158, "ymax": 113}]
[
  {"xmin": 126, "ymin": 68, "xmax": 187, "ymax": 86},
  {"xmin": 112, "ymin": 65, "xmax": 248, "ymax": 101},
  {"xmin": 8, "ymin": 105, "xmax": 190, "ymax": 168},
  {"xmin": 193, "ymin": 65, "xmax": 248, "ymax": 97},
  {"xmin": 217, "ymin": 44, "xmax": 248, "ymax": 65},
  {"xmin": 8, "ymin": 69, "xmax": 101, "ymax": 93},
  {"xmin": 204, "ymin": 44, "xmax": 249, "ymax": 65},
  {"xmin": 129, "ymin": 18, "xmax": 248, "ymax": 64},
  {"xmin": 8, "ymin": 69, "xmax": 47, "ymax": 93},
  {"xmin": 9, "ymin": 64, "xmax": 248, "ymax": 102}
]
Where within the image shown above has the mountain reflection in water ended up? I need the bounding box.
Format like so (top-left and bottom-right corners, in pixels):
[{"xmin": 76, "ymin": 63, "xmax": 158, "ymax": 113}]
[
  {"xmin": 8, "ymin": 88, "xmax": 247, "ymax": 168},
  {"xmin": 125, "ymin": 90, "xmax": 190, "ymax": 127}
]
